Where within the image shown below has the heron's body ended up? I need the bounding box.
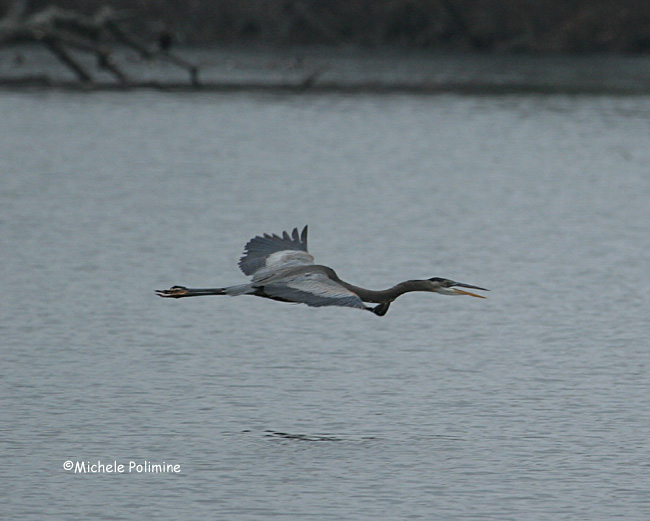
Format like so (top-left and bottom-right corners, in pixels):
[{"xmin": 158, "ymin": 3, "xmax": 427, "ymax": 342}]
[{"xmin": 156, "ymin": 226, "xmax": 488, "ymax": 316}]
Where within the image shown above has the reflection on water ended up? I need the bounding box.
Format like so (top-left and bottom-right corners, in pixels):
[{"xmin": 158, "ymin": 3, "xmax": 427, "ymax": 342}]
[{"xmin": 1, "ymin": 89, "xmax": 650, "ymax": 520}]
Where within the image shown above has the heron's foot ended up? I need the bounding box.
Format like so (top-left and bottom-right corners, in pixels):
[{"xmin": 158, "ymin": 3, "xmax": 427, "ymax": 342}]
[
  {"xmin": 155, "ymin": 285, "xmax": 189, "ymax": 298},
  {"xmin": 371, "ymin": 302, "xmax": 391, "ymax": 316}
]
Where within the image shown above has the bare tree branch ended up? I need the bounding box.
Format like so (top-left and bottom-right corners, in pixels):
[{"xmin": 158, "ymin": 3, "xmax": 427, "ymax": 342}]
[{"xmin": 0, "ymin": 1, "xmax": 200, "ymax": 87}]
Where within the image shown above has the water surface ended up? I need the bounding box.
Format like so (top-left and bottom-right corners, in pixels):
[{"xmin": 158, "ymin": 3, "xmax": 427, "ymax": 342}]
[{"xmin": 2, "ymin": 90, "xmax": 650, "ymax": 520}]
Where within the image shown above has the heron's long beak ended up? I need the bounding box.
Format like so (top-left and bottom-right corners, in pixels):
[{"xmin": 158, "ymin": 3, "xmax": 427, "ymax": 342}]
[{"xmin": 452, "ymin": 282, "xmax": 489, "ymax": 299}]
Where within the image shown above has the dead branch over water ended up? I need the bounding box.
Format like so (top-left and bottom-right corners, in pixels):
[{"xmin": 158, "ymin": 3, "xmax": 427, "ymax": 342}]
[
  {"xmin": 0, "ymin": 0, "xmax": 199, "ymax": 86},
  {"xmin": 3, "ymin": 0, "xmax": 648, "ymax": 51}
]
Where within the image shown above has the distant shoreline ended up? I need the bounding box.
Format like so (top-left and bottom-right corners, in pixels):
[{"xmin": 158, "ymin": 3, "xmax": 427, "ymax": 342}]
[{"xmin": 2, "ymin": 46, "xmax": 650, "ymax": 94}]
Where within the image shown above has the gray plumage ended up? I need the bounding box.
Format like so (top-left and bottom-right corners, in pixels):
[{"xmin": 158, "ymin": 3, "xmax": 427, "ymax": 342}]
[
  {"xmin": 156, "ymin": 225, "xmax": 488, "ymax": 316},
  {"xmin": 238, "ymin": 226, "xmax": 310, "ymax": 276}
]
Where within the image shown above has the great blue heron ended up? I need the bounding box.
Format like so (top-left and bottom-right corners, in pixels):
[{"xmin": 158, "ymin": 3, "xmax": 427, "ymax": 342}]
[{"xmin": 156, "ymin": 226, "xmax": 488, "ymax": 316}]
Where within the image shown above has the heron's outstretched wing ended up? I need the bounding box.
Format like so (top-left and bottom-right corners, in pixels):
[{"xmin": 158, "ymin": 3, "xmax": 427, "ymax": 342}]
[
  {"xmin": 263, "ymin": 272, "xmax": 367, "ymax": 310},
  {"xmin": 239, "ymin": 226, "xmax": 314, "ymax": 276}
]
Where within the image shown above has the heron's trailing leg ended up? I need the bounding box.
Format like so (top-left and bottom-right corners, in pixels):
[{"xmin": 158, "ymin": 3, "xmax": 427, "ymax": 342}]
[
  {"xmin": 155, "ymin": 286, "xmax": 190, "ymax": 298},
  {"xmin": 155, "ymin": 286, "xmax": 226, "ymax": 298},
  {"xmin": 371, "ymin": 302, "xmax": 391, "ymax": 316}
]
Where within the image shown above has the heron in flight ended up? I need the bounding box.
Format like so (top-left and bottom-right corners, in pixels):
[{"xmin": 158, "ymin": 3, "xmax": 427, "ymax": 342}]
[{"xmin": 156, "ymin": 226, "xmax": 488, "ymax": 316}]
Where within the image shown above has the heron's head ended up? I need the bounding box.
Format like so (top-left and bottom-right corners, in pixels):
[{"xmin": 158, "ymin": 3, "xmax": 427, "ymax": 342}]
[{"xmin": 427, "ymin": 277, "xmax": 489, "ymax": 298}]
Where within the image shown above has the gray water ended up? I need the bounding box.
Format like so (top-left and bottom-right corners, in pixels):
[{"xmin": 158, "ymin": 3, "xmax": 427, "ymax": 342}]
[{"xmin": 2, "ymin": 90, "xmax": 650, "ymax": 520}]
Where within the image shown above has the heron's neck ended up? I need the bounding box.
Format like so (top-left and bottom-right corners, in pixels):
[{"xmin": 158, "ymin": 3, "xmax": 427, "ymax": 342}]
[{"xmin": 338, "ymin": 279, "xmax": 430, "ymax": 304}]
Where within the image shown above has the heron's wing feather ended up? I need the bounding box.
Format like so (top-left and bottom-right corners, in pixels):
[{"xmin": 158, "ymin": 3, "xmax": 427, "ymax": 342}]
[
  {"xmin": 264, "ymin": 272, "xmax": 366, "ymax": 310},
  {"xmin": 239, "ymin": 226, "xmax": 313, "ymax": 276}
]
